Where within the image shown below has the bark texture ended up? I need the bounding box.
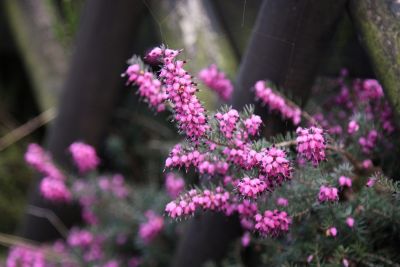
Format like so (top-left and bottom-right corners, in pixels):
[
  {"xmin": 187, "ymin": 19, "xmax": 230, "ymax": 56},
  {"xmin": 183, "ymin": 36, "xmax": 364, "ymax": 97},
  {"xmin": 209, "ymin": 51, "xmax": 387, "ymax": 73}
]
[
  {"xmin": 349, "ymin": 0, "xmax": 400, "ymax": 117},
  {"xmin": 19, "ymin": 0, "xmax": 145, "ymax": 242},
  {"xmin": 172, "ymin": 1, "xmax": 347, "ymax": 266}
]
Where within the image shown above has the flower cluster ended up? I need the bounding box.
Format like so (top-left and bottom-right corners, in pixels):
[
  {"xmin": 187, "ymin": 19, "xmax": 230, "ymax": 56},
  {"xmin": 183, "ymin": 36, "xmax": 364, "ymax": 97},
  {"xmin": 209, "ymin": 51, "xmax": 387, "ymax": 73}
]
[
  {"xmin": 215, "ymin": 109, "xmax": 239, "ymax": 139},
  {"xmin": 258, "ymin": 147, "xmax": 292, "ymax": 183},
  {"xmin": 338, "ymin": 176, "xmax": 352, "ymax": 187},
  {"xmin": 254, "ymin": 210, "xmax": 292, "ymax": 236},
  {"xmin": 138, "ymin": 210, "xmax": 164, "ymax": 244},
  {"xmin": 254, "ymin": 80, "xmax": 301, "ymax": 125},
  {"xmin": 198, "ymin": 64, "xmax": 234, "ymax": 101},
  {"xmin": 156, "ymin": 47, "xmax": 210, "ymax": 139},
  {"xmin": 165, "ymin": 172, "xmax": 185, "ymax": 198},
  {"xmin": 124, "ymin": 63, "xmax": 167, "ymax": 112},
  {"xmin": 296, "ymin": 126, "xmax": 326, "ymax": 166},
  {"xmin": 318, "ymin": 185, "xmax": 339, "ymax": 203},
  {"xmin": 6, "ymin": 246, "xmax": 46, "ymax": 267},
  {"xmin": 347, "ymin": 120, "xmax": 359, "ymax": 134},
  {"xmin": 237, "ymin": 177, "xmax": 269, "ymax": 198},
  {"xmin": 25, "ymin": 144, "xmax": 70, "ymax": 202},
  {"xmin": 165, "ymin": 187, "xmax": 230, "ymax": 218},
  {"xmin": 98, "ymin": 174, "xmax": 129, "ymax": 199},
  {"xmin": 358, "ymin": 130, "xmax": 378, "ymax": 154},
  {"xmin": 244, "ymin": 114, "xmax": 262, "ymax": 136},
  {"xmin": 69, "ymin": 142, "xmax": 100, "ymax": 173}
]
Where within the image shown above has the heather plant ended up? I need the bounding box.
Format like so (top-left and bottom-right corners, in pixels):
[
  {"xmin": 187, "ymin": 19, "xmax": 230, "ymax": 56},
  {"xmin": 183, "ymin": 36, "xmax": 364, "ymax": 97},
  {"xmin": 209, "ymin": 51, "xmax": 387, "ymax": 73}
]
[
  {"xmin": 4, "ymin": 45, "xmax": 400, "ymax": 267},
  {"xmin": 123, "ymin": 46, "xmax": 400, "ymax": 266}
]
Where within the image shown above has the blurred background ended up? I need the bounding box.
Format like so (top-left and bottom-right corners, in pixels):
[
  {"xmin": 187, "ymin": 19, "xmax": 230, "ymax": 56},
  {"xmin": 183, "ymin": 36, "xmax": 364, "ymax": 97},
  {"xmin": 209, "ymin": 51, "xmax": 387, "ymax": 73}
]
[{"xmin": 0, "ymin": 0, "xmax": 397, "ymax": 264}]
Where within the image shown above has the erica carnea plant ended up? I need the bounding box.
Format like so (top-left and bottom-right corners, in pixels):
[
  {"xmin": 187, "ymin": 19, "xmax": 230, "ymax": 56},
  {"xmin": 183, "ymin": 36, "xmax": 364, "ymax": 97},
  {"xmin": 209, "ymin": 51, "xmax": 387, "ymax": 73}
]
[
  {"xmin": 123, "ymin": 46, "xmax": 400, "ymax": 266},
  {"xmin": 4, "ymin": 45, "xmax": 400, "ymax": 267}
]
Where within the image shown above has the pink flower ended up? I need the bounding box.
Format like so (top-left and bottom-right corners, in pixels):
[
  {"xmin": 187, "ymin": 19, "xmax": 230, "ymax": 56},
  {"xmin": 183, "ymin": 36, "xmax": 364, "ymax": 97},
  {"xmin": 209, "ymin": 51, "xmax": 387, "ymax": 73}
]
[
  {"xmin": 68, "ymin": 228, "xmax": 94, "ymax": 247},
  {"xmin": 241, "ymin": 231, "xmax": 251, "ymax": 247},
  {"xmin": 25, "ymin": 143, "xmax": 64, "ymax": 180},
  {"xmin": 258, "ymin": 147, "xmax": 292, "ymax": 185},
  {"xmin": 254, "ymin": 210, "xmax": 291, "ymax": 236},
  {"xmin": 198, "ymin": 64, "xmax": 234, "ymax": 101},
  {"xmin": 318, "ymin": 186, "xmax": 339, "ymax": 203},
  {"xmin": 124, "ymin": 63, "xmax": 167, "ymax": 112},
  {"xmin": 362, "ymin": 159, "xmax": 373, "ymax": 169},
  {"xmin": 254, "ymin": 80, "xmax": 301, "ymax": 125},
  {"xmin": 276, "ymin": 197, "xmax": 289, "ymax": 207},
  {"xmin": 237, "ymin": 177, "xmax": 269, "ymax": 198},
  {"xmin": 6, "ymin": 246, "xmax": 47, "ymax": 267},
  {"xmin": 342, "ymin": 259, "xmax": 350, "ymax": 267},
  {"xmin": 165, "ymin": 172, "xmax": 185, "ymax": 198},
  {"xmin": 362, "ymin": 79, "xmax": 384, "ymax": 100},
  {"xmin": 40, "ymin": 177, "xmax": 71, "ymax": 202},
  {"xmin": 307, "ymin": 255, "xmax": 314, "ymax": 263},
  {"xmin": 165, "ymin": 187, "xmax": 230, "ymax": 219},
  {"xmin": 69, "ymin": 142, "xmax": 100, "ymax": 173},
  {"xmin": 358, "ymin": 130, "xmax": 378, "ymax": 154},
  {"xmin": 244, "ymin": 115, "xmax": 262, "ymax": 136},
  {"xmin": 366, "ymin": 177, "xmax": 376, "ymax": 187},
  {"xmin": 347, "ymin": 120, "xmax": 359, "ymax": 134},
  {"xmin": 296, "ymin": 126, "xmax": 326, "ymax": 166},
  {"xmin": 346, "ymin": 217, "xmax": 355, "ymax": 228},
  {"xmin": 326, "ymin": 227, "xmax": 338, "ymax": 237},
  {"xmin": 139, "ymin": 210, "xmax": 164, "ymax": 244},
  {"xmin": 338, "ymin": 176, "xmax": 352, "ymax": 187},
  {"xmin": 215, "ymin": 109, "xmax": 240, "ymax": 139}
]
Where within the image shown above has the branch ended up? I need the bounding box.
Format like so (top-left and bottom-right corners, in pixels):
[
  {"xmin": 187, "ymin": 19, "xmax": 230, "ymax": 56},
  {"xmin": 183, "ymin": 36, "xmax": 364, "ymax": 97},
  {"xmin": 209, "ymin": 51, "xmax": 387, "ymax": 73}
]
[{"xmin": 0, "ymin": 108, "xmax": 56, "ymax": 151}]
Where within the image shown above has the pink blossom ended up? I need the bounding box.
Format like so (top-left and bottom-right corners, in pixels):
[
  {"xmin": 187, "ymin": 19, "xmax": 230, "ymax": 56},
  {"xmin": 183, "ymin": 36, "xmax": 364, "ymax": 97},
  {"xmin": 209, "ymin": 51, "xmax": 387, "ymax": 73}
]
[
  {"xmin": 338, "ymin": 176, "xmax": 352, "ymax": 187},
  {"xmin": 237, "ymin": 177, "xmax": 269, "ymax": 198},
  {"xmin": 156, "ymin": 47, "xmax": 210, "ymax": 139},
  {"xmin": 318, "ymin": 185, "xmax": 339, "ymax": 203},
  {"xmin": 69, "ymin": 142, "xmax": 100, "ymax": 173},
  {"xmin": 358, "ymin": 130, "xmax": 378, "ymax": 154},
  {"xmin": 326, "ymin": 227, "xmax": 338, "ymax": 237},
  {"xmin": 362, "ymin": 159, "xmax": 373, "ymax": 169},
  {"xmin": 165, "ymin": 187, "xmax": 230, "ymax": 219},
  {"xmin": 347, "ymin": 120, "xmax": 359, "ymax": 134},
  {"xmin": 6, "ymin": 246, "xmax": 46, "ymax": 267},
  {"xmin": 361, "ymin": 79, "xmax": 384, "ymax": 100},
  {"xmin": 342, "ymin": 258, "xmax": 350, "ymax": 267},
  {"xmin": 40, "ymin": 177, "xmax": 71, "ymax": 202},
  {"xmin": 139, "ymin": 210, "xmax": 164, "ymax": 244},
  {"xmin": 103, "ymin": 260, "xmax": 119, "ymax": 267},
  {"xmin": 244, "ymin": 114, "xmax": 262, "ymax": 136},
  {"xmin": 258, "ymin": 147, "xmax": 292, "ymax": 184},
  {"xmin": 366, "ymin": 177, "xmax": 376, "ymax": 187},
  {"xmin": 346, "ymin": 217, "xmax": 355, "ymax": 228},
  {"xmin": 241, "ymin": 231, "xmax": 251, "ymax": 247},
  {"xmin": 215, "ymin": 109, "xmax": 239, "ymax": 139},
  {"xmin": 307, "ymin": 255, "xmax": 314, "ymax": 263},
  {"xmin": 296, "ymin": 126, "xmax": 326, "ymax": 166},
  {"xmin": 198, "ymin": 64, "xmax": 234, "ymax": 101},
  {"xmin": 276, "ymin": 197, "xmax": 289, "ymax": 207},
  {"xmin": 68, "ymin": 228, "xmax": 94, "ymax": 247},
  {"xmin": 165, "ymin": 144, "xmax": 206, "ymax": 170},
  {"xmin": 165, "ymin": 172, "xmax": 185, "ymax": 198},
  {"xmin": 254, "ymin": 210, "xmax": 291, "ymax": 236},
  {"xmin": 124, "ymin": 63, "xmax": 167, "ymax": 112},
  {"xmin": 25, "ymin": 143, "xmax": 64, "ymax": 180},
  {"xmin": 254, "ymin": 80, "xmax": 301, "ymax": 125}
]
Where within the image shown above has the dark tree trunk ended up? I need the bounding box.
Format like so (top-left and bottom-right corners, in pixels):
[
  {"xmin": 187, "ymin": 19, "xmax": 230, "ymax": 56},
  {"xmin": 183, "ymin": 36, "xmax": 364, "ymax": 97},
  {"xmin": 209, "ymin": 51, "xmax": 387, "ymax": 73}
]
[
  {"xmin": 172, "ymin": 1, "xmax": 347, "ymax": 266},
  {"xmin": 19, "ymin": 0, "xmax": 145, "ymax": 242}
]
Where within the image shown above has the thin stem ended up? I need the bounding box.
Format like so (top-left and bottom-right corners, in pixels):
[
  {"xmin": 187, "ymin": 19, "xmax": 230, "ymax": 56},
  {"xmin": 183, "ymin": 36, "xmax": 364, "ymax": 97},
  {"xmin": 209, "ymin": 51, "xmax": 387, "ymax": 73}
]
[
  {"xmin": 26, "ymin": 205, "xmax": 69, "ymax": 239},
  {"xmin": 0, "ymin": 108, "xmax": 56, "ymax": 151}
]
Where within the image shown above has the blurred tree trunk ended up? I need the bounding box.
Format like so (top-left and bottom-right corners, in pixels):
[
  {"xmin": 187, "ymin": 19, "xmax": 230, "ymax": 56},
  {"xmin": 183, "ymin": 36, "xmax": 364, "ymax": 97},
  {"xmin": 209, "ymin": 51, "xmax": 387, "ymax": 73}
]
[
  {"xmin": 349, "ymin": 0, "xmax": 400, "ymax": 117},
  {"xmin": 172, "ymin": 1, "xmax": 347, "ymax": 266},
  {"xmin": 19, "ymin": 0, "xmax": 146, "ymax": 242},
  {"xmin": 151, "ymin": 0, "xmax": 238, "ymax": 110},
  {"xmin": 3, "ymin": 0, "xmax": 67, "ymax": 111}
]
